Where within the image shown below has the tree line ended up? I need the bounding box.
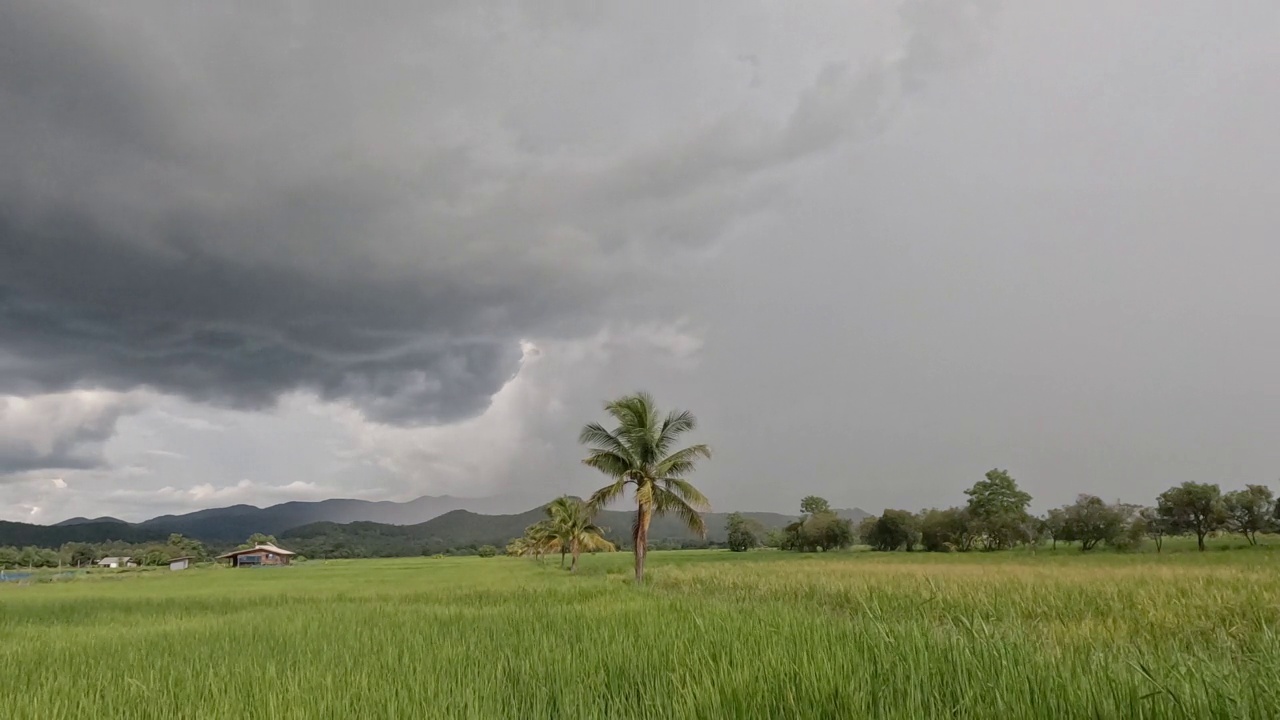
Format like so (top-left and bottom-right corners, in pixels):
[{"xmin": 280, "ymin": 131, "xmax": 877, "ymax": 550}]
[
  {"xmin": 0, "ymin": 534, "xmax": 211, "ymax": 569},
  {"xmin": 727, "ymin": 470, "xmax": 1279, "ymax": 554}
]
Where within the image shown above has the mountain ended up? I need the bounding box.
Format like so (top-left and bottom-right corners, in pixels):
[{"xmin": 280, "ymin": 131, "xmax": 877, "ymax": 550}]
[
  {"xmin": 281, "ymin": 504, "xmax": 873, "ymax": 557},
  {"xmin": 134, "ymin": 494, "xmax": 543, "ymax": 543},
  {"xmin": 11, "ymin": 498, "xmax": 870, "ymax": 551},
  {"xmin": 0, "ymin": 520, "xmax": 168, "ymax": 546},
  {"xmin": 53, "ymin": 516, "xmax": 128, "ymax": 527}
]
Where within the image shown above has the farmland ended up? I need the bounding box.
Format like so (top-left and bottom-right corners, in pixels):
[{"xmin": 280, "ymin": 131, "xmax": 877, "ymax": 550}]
[{"xmin": 2, "ymin": 547, "xmax": 1278, "ymax": 719}]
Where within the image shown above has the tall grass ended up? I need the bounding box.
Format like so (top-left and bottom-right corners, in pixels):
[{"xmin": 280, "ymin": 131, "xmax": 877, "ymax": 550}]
[{"xmin": 1, "ymin": 548, "xmax": 1277, "ymax": 718}]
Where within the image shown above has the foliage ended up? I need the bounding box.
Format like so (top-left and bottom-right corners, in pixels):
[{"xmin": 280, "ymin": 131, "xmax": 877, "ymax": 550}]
[
  {"xmin": 1157, "ymin": 482, "xmax": 1226, "ymax": 551},
  {"xmin": 1059, "ymin": 495, "xmax": 1130, "ymax": 551},
  {"xmin": 1040, "ymin": 508, "xmax": 1067, "ymax": 550},
  {"xmin": 1137, "ymin": 507, "xmax": 1170, "ymax": 552},
  {"xmin": 542, "ymin": 496, "xmax": 615, "ymax": 572},
  {"xmin": 581, "ymin": 392, "xmax": 711, "ymax": 582},
  {"xmin": 724, "ymin": 513, "xmax": 760, "ymax": 552},
  {"xmin": 861, "ymin": 509, "xmax": 920, "ymax": 551},
  {"xmin": 477, "ymin": 545, "xmax": 498, "ymax": 558},
  {"xmin": 799, "ymin": 496, "xmax": 831, "ymax": 515},
  {"xmin": 964, "ymin": 469, "xmax": 1033, "ymax": 550},
  {"xmin": 783, "ymin": 497, "xmax": 854, "ymax": 552},
  {"xmin": 239, "ymin": 533, "xmax": 278, "ymax": 549},
  {"xmin": 1222, "ymin": 485, "xmax": 1275, "ymax": 545},
  {"xmin": 917, "ymin": 507, "xmax": 971, "ymax": 552}
]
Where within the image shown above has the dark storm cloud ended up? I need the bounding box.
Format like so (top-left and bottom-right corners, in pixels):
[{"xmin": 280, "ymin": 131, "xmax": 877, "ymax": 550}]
[{"xmin": 1, "ymin": 1, "xmax": 990, "ymax": 425}]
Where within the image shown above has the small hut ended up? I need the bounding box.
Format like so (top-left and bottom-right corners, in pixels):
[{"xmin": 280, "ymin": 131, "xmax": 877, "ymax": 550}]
[
  {"xmin": 97, "ymin": 557, "xmax": 136, "ymax": 569},
  {"xmin": 169, "ymin": 557, "xmax": 193, "ymax": 571},
  {"xmin": 217, "ymin": 543, "xmax": 296, "ymax": 568}
]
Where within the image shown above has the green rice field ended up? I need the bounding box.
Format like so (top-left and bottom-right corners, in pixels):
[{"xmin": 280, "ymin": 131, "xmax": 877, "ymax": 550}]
[{"xmin": 2, "ymin": 547, "xmax": 1279, "ymax": 719}]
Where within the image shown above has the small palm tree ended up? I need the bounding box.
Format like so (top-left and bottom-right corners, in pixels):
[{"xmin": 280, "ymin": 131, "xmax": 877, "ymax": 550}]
[
  {"xmin": 580, "ymin": 392, "xmax": 711, "ymax": 583},
  {"xmin": 521, "ymin": 521, "xmax": 559, "ymax": 562},
  {"xmin": 544, "ymin": 495, "xmax": 615, "ymax": 572}
]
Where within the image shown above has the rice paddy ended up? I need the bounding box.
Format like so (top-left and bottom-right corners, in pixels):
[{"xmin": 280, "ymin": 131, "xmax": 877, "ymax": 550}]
[{"xmin": 2, "ymin": 547, "xmax": 1278, "ymax": 719}]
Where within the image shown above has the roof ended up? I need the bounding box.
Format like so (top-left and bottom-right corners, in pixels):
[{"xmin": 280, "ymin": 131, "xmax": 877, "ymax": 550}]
[
  {"xmin": 97, "ymin": 557, "xmax": 132, "ymax": 564},
  {"xmin": 168, "ymin": 556, "xmax": 194, "ymax": 562},
  {"xmin": 216, "ymin": 543, "xmax": 297, "ymax": 559}
]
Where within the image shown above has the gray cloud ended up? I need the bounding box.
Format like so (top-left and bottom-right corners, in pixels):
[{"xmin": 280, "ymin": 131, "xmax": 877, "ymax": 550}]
[
  {"xmin": 0, "ymin": 392, "xmax": 141, "ymax": 474},
  {"xmin": 0, "ymin": 1, "xmax": 989, "ymax": 427}
]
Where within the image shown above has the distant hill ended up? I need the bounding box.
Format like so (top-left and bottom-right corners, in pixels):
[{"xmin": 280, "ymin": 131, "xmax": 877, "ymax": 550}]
[
  {"xmin": 134, "ymin": 494, "xmax": 543, "ymax": 543},
  {"xmin": 0, "ymin": 520, "xmax": 168, "ymax": 546},
  {"xmin": 281, "ymin": 504, "xmax": 873, "ymax": 557},
  {"xmin": 7, "ymin": 497, "xmax": 869, "ymax": 551},
  {"xmin": 53, "ymin": 516, "xmax": 127, "ymax": 527}
]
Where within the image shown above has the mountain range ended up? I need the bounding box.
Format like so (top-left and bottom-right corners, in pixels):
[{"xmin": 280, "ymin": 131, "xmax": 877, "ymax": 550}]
[{"xmin": 2, "ymin": 496, "xmax": 870, "ymax": 551}]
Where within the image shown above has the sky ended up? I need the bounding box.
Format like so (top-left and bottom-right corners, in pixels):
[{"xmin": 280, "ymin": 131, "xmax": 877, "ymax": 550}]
[{"xmin": 2, "ymin": 1, "xmax": 1279, "ymax": 523}]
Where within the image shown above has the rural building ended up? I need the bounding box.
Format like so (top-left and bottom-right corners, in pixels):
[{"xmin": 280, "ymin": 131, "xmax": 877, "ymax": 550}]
[
  {"xmin": 169, "ymin": 557, "xmax": 193, "ymax": 571},
  {"xmin": 97, "ymin": 557, "xmax": 136, "ymax": 569},
  {"xmin": 217, "ymin": 543, "xmax": 296, "ymax": 568}
]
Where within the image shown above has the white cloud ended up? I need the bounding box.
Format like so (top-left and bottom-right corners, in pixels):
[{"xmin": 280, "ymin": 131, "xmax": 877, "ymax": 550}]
[{"xmin": 312, "ymin": 321, "xmax": 706, "ymax": 500}]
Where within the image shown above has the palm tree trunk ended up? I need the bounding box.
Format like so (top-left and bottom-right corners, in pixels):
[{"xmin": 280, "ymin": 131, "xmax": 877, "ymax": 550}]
[
  {"xmin": 570, "ymin": 539, "xmax": 580, "ymax": 573},
  {"xmin": 560, "ymin": 548, "xmax": 566, "ymax": 568},
  {"xmin": 634, "ymin": 504, "xmax": 652, "ymax": 583}
]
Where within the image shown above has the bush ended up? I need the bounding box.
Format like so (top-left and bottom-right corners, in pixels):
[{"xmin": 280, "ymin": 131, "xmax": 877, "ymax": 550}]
[{"xmin": 477, "ymin": 545, "xmax": 498, "ymax": 558}]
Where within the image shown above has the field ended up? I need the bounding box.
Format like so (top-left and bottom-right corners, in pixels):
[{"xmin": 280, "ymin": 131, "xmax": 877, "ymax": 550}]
[{"xmin": 3, "ymin": 546, "xmax": 1279, "ymax": 719}]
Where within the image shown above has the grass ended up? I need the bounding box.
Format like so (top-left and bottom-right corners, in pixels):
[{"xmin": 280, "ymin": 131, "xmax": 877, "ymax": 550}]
[{"xmin": 2, "ymin": 546, "xmax": 1278, "ymax": 719}]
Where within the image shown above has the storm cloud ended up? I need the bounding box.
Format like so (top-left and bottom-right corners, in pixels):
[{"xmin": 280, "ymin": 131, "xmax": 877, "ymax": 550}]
[
  {"xmin": 0, "ymin": 1, "xmax": 988, "ymax": 424},
  {"xmin": 5, "ymin": 1, "xmax": 1279, "ymax": 524}
]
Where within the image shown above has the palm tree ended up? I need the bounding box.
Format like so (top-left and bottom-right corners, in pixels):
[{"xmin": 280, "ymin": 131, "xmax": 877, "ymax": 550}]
[
  {"xmin": 521, "ymin": 521, "xmax": 559, "ymax": 562},
  {"xmin": 580, "ymin": 392, "xmax": 711, "ymax": 583},
  {"xmin": 544, "ymin": 495, "xmax": 615, "ymax": 572}
]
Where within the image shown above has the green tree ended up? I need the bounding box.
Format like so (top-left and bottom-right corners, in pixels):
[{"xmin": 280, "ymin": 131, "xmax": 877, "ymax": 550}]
[
  {"xmin": 918, "ymin": 507, "xmax": 972, "ymax": 552},
  {"xmin": 544, "ymin": 495, "xmax": 615, "ymax": 572},
  {"xmin": 863, "ymin": 509, "xmax": 919, "ymax": 551},
  {"xmin": 1157, "ymin": 482, "xmax": 1225, "ymax": 551},
  {"xmin": 964, "ymin": 469, "xmax": 1033, "ymax": 550},
  {"xmin": 1041, "ymin": 508, "xmax": 1067, "ymax": 550},
  {"xmin": 240, "ymin": 533, "xmax": 278, "ymax": 549},
  {"xmin": 1222, "ymin": 484, "xmax": 1274, "ymax": 546},
  {"xmin": 785, "ymin": 498, "xmax": 855, "ymax": 552},
  {"xmin": 581, "ymin": 392, "xmax": 711, "ymax": 583},
  {"xmin": 725, "ymin": 513, "xmax": 759, "ymax": 552},
  {"xmin": 1059, "ymin": 495, "xmax": 1128, "ymax": 551},
  {"xmin": 61, "ymin": 542, "xmax": 97, "ymax": 567},
  {"xmin": 1137, "ymin": 507, "xmax": 1168, "ymax": 552},
  {"xmin": 477, "ymin": 545, "xmax": 498, "ymax": 558},
  {"xmin": 800, "ymin": 496, "xmax": 831, "ymax": 515}
]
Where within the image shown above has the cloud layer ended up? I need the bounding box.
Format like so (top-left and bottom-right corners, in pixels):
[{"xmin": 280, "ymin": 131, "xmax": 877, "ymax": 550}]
[{"xmin": 0, "ymin": 1, "xmax": 988, "ymax": 426}]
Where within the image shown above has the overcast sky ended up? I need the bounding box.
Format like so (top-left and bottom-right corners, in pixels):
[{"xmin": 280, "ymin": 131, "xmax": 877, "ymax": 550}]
[{"xmin": 3, "ymin": 1, "xmax": 1278, "ymax": 523}]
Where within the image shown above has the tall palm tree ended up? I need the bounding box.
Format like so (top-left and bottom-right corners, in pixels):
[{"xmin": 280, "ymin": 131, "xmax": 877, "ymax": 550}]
[
  {"xmin": 580, "ymin": 392, "xmax": 711, "ymax": 583},
  {"xmin": 544, "ymin": 495, "xmax": 615, "ymax": 572}
]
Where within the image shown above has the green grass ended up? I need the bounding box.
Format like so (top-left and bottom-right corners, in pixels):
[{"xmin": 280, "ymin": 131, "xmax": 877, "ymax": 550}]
[{"xmin": 2, "ymin": 547, "xmax": 1279, "ymax": 719}]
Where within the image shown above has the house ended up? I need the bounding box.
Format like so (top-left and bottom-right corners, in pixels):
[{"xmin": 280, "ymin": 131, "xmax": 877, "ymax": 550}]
[
  {"xmin": 216, "ymin": 543, "xmax": 296, "ymax": 568},
  {"xmin": 169, "ymin": 557, "xmax": 193, "ymax": 571},
  {"xmin": 97, "ymin": 557, "xmax": 136, "ymax": 569}
]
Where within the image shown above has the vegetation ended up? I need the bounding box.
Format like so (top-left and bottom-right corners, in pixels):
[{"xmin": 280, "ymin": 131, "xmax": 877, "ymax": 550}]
[
  {"xmin": 1157, "ymin": 482, "xmax": 1227, "ymax": 551},
  {"xmin": 2, "ymin": 549, "xmax": 1279, "ymax": 718},
  {"xmin": 1223, "ymin": 484, "xmax": 1274, "ymax": 545},
  {"xmin": 528, "ymin": 496, "xmax": 616, "ymax": 572},
  {"xmin": 580, "ymin": 392, "xmax": 711, "ymax": 582},
  {"xmin": 724, "ymin": 513, "xmax": 760, "ymax": 552},
  {"xmin": 0, "ymin": 534, "xmax": 209, "ymax": 570},
  {"xmin": 782, "ymin": 496, "xmax": 855, "ymax": 552},
  {"xmin": 963, "ymin": 469, "xmax": 1033, "ymax": 550}
]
